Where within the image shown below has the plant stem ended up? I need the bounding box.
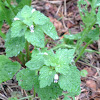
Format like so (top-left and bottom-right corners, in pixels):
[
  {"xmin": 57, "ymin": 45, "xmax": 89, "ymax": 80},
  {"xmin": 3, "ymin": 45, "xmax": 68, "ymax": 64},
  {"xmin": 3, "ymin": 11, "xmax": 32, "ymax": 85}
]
[
  {"xmin": 85, "ymin": 49, "xmax": 100, "ymax": 54},
  {"xmin": 18, "ymin": 52, "xmax": 25, "ymax": 66},
  {"xmin": 33, "ymin": 88, "xmax": 36, "ymax": 97},
  {"xmin": 75, "ymin": 16, "xmax": 96, "ymax": 52},
  {"xmin": 75, "ymin": 18, "xmax": 96, "ymax": 62},
  {"xmin": 25, "ymin": 40, "xmax": 30, "ymax": 62},
  {"xmin": 19, "ymin": 95, "xmax": 39, "ymax": 100},
  {"xmin": 52, "ymin": 43, "xmax": 100, "ymax": 54},
  {"xmin": 75, "ymin": 40, "xmax": 92, "ymax": 63},
  {"xmin": 29, "ymin": 0, "xmax": 32, "ymax": 6},
  {"xmin": 52, "ymin": 43, "xmax": 75, "ymax": 50},
  {"xmin": 0, "ymin": 31, "xmax": 6, "ymax": 39},
  {"xmin": 75, "ymin": 26, "xmax": 92, "ymax": 53}
]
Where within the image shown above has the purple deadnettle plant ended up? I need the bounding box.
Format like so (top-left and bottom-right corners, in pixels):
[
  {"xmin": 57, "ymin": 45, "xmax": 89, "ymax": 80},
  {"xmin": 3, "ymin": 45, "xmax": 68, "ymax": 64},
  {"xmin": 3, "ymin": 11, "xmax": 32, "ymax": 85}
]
[{"xmin": 0, "ymin": 0, "xmax": 100, "ymax": 99}]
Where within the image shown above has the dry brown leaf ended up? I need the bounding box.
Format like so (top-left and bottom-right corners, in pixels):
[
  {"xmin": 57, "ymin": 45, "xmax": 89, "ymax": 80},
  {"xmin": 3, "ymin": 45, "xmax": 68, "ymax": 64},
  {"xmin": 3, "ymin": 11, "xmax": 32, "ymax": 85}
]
[
  {"xmin": 67, "ymin": 21, "xmax": 75, "ymax": 28},
  {"xmin": 49, "ymin": 16, "xmax": 63, "ymax": 30},
  {"xmin": 86, "ymin": 80, "xmax": 97, "ymax": 91}
]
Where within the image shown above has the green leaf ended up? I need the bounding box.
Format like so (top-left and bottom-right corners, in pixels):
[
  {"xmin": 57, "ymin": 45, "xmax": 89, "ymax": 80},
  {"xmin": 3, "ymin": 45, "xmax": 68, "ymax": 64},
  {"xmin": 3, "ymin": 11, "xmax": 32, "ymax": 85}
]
[
  {"xmin": 63, "ymin": 96, "xmax": 71, "ymax": 100},
  {"xmin": 14, "ymin": 0, "xmax": 32, "ymax": 15},
  {"xmin": 5, "ymin": 30, "xmax": 25, "ymax": 57},
  {"xmin": 0, "ymin": 4, "xmax": 5, "ymax": 21},
  {"xmin": 88, "ymin": 28, "xmax": 100, "ymax": 41},
  {"xmin": 54, "ymin": 49, "xmax": 75, "ymax": 75},
  {"xmin": 96, "ymin": 0, "xmax": 100, "ymax": 7},
  {"xmin": 56, "ymin": 48, "xmax": 75, "ymax": 65},
  {"xmin": 33, "ymin": 77, "xmax": 62, "ymax": 100},
  {"xmin": 55, "ymin": 65, "xmax": 70, "ymax": 75},
  {"xmin": 26, "ymin": 48, "xmax": 57, "ymax": 70},
  {"xmin": 42, "ymin": 48, "xmax": 75, "ymax": 69},
  {"xmin": 41, "ymin": 21, "xmax": 58, "ymax": 40},
  {"xmin": 88, "ymin": 0, "xmax": 96, "ymax": 8},
  {"xmin": 31, "ymin": 48, "xmax": 40, "ymax": 56},
  {"xmin": 11, "ymin": 21, "xmax": 27, "ymax": 37},
  {"xmin": 17, "ymin": 5, "xmax": 32, "ymax": 19},
  {"xmin": 15, "ymin": 5, "xmax": 33, "ymax": 26},
  {"xmin": 80, "ymin": 69, "xmax": 88, "ymax": 77},
  {"xmin": 16, "ymin": 0, "xmax": 31, "ymax": 6},
  {"xmin": 78, "ymin": 0, "xmax": 96, "ymax": 27},
  {"xmin": 58, "ymin": 66, "xmax": 81, "ymax": 96},
  {"xmin": 4, "ymin": 0, "xmax": 14, "ymax": 14},
  {"xmin": 23, "ymin": 18, "xmax": 33, "ymax": 27},
  {"xmin": 32, "ymin": 11, "xmax": 50, "ymax": 25},
  {"xmin": 16, "ymin": 69, "xmax": 62, "ymax": 100},
  {"xmin": 84, "ymin": 27, "xmax": 100, "ymax": 43},
  {"xmin": 0, "ymin": 21, "xmax": 3, "ymax": 29},
  {"xmin": 31, "ymin": 48, "xmax": 48, "ymax": 57},
  {"xmin": 25, "ymin": 55, "xmax": 44, "ymax": 70},
  {"xmin": 0, "ymin": 55, "xmax": 20, "ymax": 84},
  {"xmin": 43, "ymin": 49, "xmax": 72, "ymax": 75},
  {"xmin": 63, "ymin": 33, "xmax": 82, "ymax": 45},
  {"xmin": 25, "ymin": 27, "xmax": 45, "ymax": 48},
  {"xmin": 39, "ymin": 66, "xmax": 56, "ymax": 88},
  {"xmin": 0, "ymin": 21, "xmax": 6, "ymax": 39},
  {"xmin": 16, "ymin": 68, "xmax": 35, "ymax": 90},
  {"xmin": 64, "ymin": 33, "xmax": 81, "ymax": 40},
  {"xmin": 0, "ymin": 31, "xmax": 6, "ymax": 39},
  {"xmin": 78, "ymin": 0, "xmax": 88, "ymax": 16},
  {"xmin": 8, "ymin": 97, "xmax": 18, "ymax": 100},
  {"xmin": 16, "ymin": 0, "xmax": 21, "ymax": 4},
  {"xmin": 88, "ymin": 0, "xmax": 100, "ymax": 8},
  {"xmin": 43, "ymin": 49, "xmax": 58, "ymax": 67},
  {"xmin": 0, "ymin": 1, "xmax": 14, "ymax": 25},
  {"xmin": 97, "ymin": 7, "xmax": 100, "ymax": 26},
  {"xmin": 82, "ymin": 13, "xmax": 96, "ymax": 27}
]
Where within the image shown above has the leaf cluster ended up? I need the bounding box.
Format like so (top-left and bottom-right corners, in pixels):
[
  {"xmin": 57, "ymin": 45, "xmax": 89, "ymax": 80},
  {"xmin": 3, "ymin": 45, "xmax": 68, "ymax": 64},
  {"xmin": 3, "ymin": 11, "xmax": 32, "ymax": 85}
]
[
  {"xmin": 62, "ymin": 0, "xmax": 100, "ymax": 56},
  {"xmin": 17, "ymin": 48, "xmax": 81, "ymax": 99},
  {"xmin": 0, "ymin": 55, "xmax": 20, "ymax": 84},
  {"xmin": 0, "ymin": 0, "xmax": 31, "ymax": 38},
  {"xmin": 5, "ymin": 5, "xmax": 58, "ymax": 57}
]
